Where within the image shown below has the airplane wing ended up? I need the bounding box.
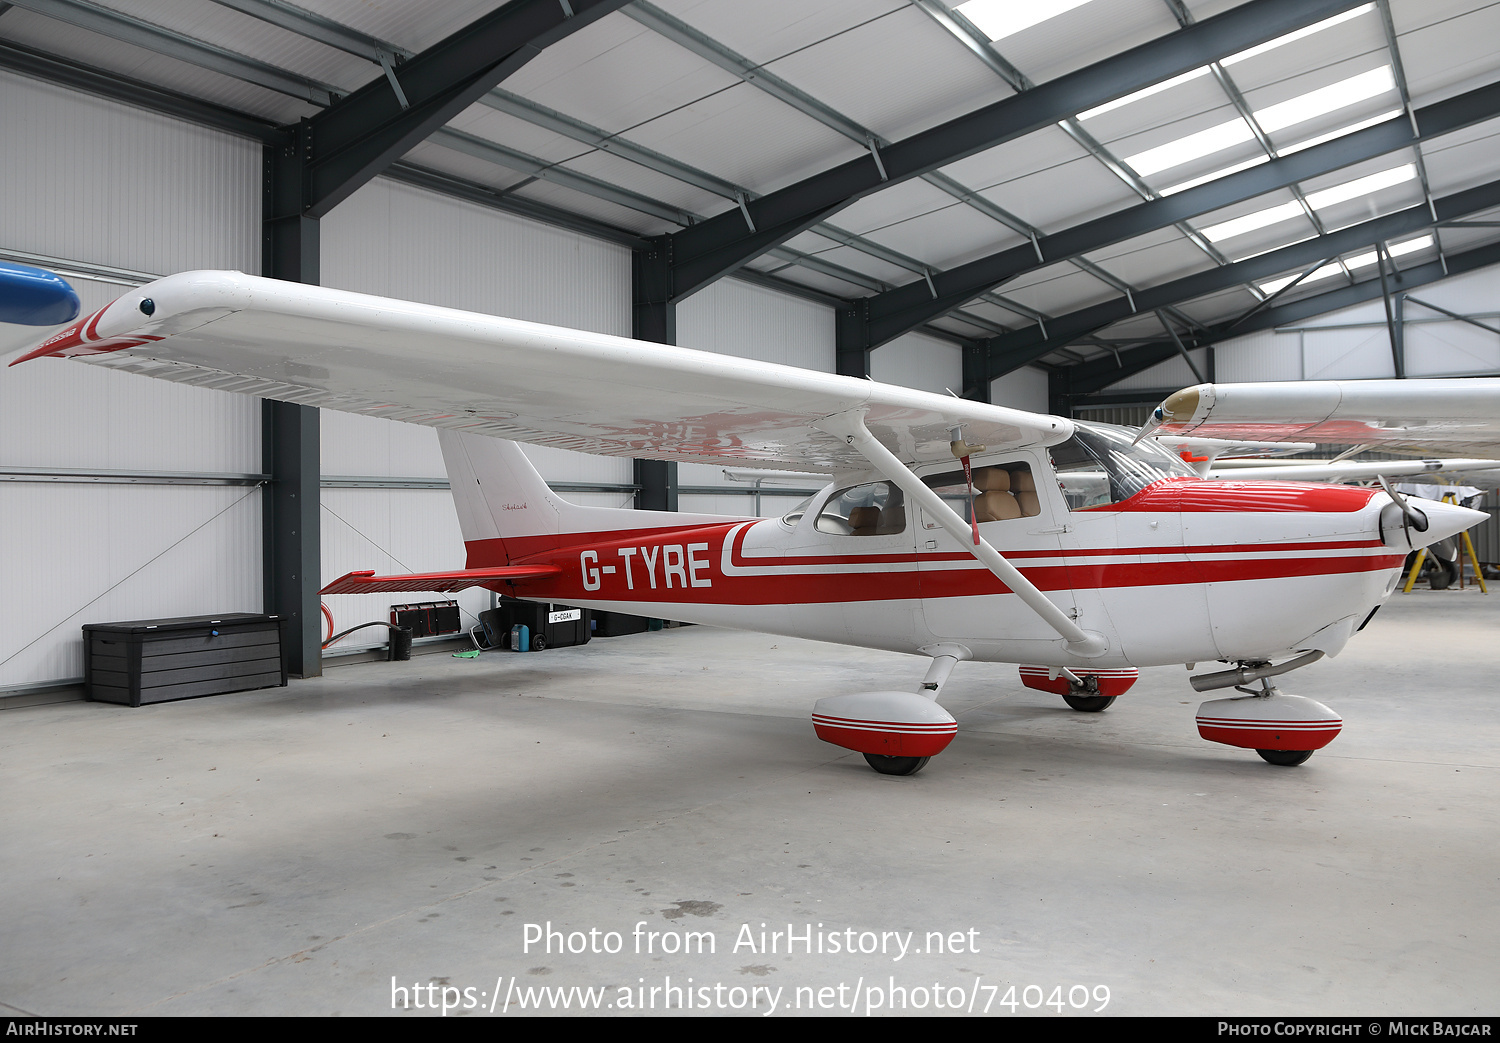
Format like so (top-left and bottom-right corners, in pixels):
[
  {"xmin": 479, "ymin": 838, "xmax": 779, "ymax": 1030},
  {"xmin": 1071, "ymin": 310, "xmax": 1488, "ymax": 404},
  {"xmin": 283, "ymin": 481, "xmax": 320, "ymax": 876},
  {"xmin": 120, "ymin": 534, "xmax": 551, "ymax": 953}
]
[
  {"xmin": 7, "ymin": 270, "xmax": 1073, "ymax": 472},
  {"xmin": 1141, "ymin": 380, "xmax": 1500, "ymax": 458}
]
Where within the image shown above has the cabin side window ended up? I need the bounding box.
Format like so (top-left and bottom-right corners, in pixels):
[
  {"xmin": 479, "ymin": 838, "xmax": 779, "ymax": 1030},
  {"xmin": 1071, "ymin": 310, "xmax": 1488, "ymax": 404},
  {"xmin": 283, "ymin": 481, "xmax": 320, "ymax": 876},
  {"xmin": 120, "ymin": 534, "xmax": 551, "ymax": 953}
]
[
  {"xmin": 813, "ymin": 481, "xmax": 907, "ymax": 536},
  {"xmin": 922, "ymin": 463, "xmax": 1041, "ymax": 522}
]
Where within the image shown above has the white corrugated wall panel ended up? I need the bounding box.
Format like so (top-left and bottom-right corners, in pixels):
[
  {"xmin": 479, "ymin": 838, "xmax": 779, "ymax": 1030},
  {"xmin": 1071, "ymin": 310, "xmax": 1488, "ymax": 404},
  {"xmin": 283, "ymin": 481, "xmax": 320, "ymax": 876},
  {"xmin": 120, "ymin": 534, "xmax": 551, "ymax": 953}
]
[
  {"xmin": 675, "ymin": 278, "xmax": 835, "ymax": 370},
  {"xmin": 1095, "ymin": 349, "xmax": 1210, "ymax": 391},
  {"xmin": 870, "ymin": 331, "xmax": 962, "ymax": 395},
  {"xmin": 991, "ymin": 367, "xmax": 1049, "ymax": 413},
  {"xmin": 1212, "ymin": 329, "xmax": 1302, "ymax": 383},
  {"xmin": 1406, "ymin": 321, "xmax": 1500, "ymax": 377},
  {"xmin": 2, "ymin": 74, "xmax": 263, "ymax": 688},
  {"xmin": 0, "ymin": 70, "xmax": 259, "ymax": 276},
  {"xmin": 0, "ymin": 484, "xmax": 262, "ymax": 687},
  {"xmin": 1302, "ymin": 328, "xmax": 1398, "ymax": 380}
]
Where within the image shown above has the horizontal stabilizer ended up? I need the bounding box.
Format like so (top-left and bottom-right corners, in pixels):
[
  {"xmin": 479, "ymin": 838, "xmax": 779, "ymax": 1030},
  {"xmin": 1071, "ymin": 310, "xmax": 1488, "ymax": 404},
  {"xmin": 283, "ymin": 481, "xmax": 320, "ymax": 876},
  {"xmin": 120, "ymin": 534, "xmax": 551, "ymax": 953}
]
[{"xmin": 320, "ymin": 565, "xmax": 561, "ymax": 595}]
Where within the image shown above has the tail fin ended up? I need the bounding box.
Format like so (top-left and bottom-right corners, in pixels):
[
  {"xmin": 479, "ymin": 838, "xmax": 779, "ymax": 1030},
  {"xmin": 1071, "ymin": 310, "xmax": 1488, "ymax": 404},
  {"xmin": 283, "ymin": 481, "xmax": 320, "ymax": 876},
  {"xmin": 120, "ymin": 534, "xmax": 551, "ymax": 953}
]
[{"xmin": 438, "ymin": 430, "xmax": 573, "ymax": 565}]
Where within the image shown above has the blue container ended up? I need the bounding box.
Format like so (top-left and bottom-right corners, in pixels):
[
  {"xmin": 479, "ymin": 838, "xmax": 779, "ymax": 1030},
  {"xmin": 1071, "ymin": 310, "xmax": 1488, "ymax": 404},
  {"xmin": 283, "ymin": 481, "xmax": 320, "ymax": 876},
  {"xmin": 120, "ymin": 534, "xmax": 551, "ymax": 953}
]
[{"xmin": 509, "ymin": 623, "xmax": 530, "ymax": 652}]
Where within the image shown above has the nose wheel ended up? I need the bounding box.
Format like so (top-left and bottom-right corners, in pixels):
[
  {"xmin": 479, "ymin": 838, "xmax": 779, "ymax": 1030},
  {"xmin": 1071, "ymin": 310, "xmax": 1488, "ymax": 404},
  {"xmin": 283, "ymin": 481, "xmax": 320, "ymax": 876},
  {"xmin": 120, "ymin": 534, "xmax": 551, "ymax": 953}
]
[
  {"xmin": 1062, "ymin": 691, "xmax": 1116, "ymax": 712},
  {"xmin": 1256, "ymin": 748, "xmax": 1314, "ymax": 767},
  {"xmin": 863, "ymin": 754, "xmax": 931, "ymax": 776}
]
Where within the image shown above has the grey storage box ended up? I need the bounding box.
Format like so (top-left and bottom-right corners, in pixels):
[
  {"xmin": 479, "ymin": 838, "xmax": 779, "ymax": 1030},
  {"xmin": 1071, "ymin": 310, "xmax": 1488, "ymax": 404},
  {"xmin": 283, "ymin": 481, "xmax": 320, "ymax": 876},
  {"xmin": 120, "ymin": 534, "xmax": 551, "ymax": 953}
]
[{"xmin": 83, "ymin": 614, "xmax": 287, "ymax": 706}]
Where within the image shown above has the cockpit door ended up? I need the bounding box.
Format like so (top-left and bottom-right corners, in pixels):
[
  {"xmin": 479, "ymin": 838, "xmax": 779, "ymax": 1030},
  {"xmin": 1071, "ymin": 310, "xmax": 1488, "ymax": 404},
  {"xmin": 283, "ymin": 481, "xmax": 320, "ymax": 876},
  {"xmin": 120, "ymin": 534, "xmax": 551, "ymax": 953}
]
[{"xmin": 916, "ymin": 450, "xmax": 1077, "ymax": 651}]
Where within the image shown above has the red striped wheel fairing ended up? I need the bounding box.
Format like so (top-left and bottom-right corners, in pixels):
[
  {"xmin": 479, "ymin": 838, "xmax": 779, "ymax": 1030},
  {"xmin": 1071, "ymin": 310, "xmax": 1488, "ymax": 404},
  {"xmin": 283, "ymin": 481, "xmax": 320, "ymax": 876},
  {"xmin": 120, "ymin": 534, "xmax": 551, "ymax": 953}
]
[
  {"xmin": 811, "ymin": 714, "xmax": 958, "ymax": 758},
  {"xmin": 1018, "ymin": 666, "xmax": 1139, "ymax": 697}
]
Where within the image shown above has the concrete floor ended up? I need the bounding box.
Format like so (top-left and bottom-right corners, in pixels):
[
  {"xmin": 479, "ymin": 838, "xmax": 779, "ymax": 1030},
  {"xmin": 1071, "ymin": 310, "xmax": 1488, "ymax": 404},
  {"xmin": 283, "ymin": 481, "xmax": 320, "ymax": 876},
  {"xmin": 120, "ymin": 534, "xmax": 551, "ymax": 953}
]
[{"xmin": 2, "ymin": 589, "xmax": 1496, "ymax": 1017}]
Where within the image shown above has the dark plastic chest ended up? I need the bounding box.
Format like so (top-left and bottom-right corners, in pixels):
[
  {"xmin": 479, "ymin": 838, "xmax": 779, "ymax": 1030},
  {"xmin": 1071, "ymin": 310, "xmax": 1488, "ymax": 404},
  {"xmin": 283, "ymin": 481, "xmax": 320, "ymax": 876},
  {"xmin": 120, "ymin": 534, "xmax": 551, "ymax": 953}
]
[{"xmin": 82, "ymin": 614, "xmax": 287, "ymax": 706}]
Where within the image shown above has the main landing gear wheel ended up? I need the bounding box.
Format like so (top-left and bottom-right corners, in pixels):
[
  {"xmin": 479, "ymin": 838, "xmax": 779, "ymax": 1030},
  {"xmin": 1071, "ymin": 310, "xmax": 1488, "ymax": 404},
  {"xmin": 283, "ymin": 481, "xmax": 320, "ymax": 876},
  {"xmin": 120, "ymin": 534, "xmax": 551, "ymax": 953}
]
[
  {"xmin": 1062, "ymin": 693, "xmax": 1116, "ymax": 712},
  {"xmin": 863, "ymin": 754, "xmax": 930, "ymax": 776},
  {"xmin": 1257, "ymin": 749, "xmax": 1313, "ymax": 767}
]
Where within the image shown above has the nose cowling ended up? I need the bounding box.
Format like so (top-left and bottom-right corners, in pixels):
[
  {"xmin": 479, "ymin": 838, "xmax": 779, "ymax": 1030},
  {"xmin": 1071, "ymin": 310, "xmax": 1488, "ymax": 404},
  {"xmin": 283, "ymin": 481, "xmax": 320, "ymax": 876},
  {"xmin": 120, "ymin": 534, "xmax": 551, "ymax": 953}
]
[{"xmin": 1379, "ymin": 494, "xmax": 1488, "ymax": 552}]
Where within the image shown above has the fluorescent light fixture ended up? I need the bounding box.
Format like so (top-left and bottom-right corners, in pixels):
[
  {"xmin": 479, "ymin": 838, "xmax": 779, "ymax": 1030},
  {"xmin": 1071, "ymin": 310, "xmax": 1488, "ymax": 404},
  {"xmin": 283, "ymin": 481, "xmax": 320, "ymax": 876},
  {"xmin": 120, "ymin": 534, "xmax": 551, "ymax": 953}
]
[
  {"xmin": 1303, "ymin": 164, "xmax": 1417, "ymax": 210},
  {"xmin": 1281, "ymin": 110, "xmax": 1404, "ymax": 155},
  {"xmin": 1200, "ymin": 200, "xmax": 1306, "ymax": 242},
  {"xmin": 1123, "ymin": 118, "xmax": 1256, "ymax": 177},
  {"xmin": 1077, "ymin": 66, "xmax": 1211, "ymax": 121},
  {"xmin": 1159, "ymin": 155, "xmax": 1270, "ymax": 196},
  {"xmin": 1256, "ymin": 235, "xmax": 1433, "ymax": 294},
  {"xmin": 956, "ymin": 0, "xmax": 1095, "ymax": 41},
  {"xmin": 1254, "ymin": 67, "xmax": 1395, "ymax": 133},
  {"xmin": 1222, "ymin": 4, "xmax": 1375, "ymax": 66}
]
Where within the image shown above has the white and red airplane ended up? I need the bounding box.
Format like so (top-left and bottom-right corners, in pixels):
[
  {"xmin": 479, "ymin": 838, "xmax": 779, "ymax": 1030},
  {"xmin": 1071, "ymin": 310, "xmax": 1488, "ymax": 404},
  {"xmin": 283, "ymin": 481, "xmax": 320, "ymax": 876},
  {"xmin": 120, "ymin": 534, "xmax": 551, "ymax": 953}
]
[{"xmin": 5, "ymin": 270, "xmax": 1488, "ymax": 776}]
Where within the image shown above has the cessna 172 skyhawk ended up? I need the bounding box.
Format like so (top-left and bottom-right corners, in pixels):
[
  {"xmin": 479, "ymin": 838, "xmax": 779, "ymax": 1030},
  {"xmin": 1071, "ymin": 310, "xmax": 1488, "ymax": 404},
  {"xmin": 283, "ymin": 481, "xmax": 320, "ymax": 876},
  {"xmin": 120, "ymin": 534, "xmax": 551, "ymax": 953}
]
[{"xmin": 4, "ymin": 268, "xmax": 1486, "ymax": 776}]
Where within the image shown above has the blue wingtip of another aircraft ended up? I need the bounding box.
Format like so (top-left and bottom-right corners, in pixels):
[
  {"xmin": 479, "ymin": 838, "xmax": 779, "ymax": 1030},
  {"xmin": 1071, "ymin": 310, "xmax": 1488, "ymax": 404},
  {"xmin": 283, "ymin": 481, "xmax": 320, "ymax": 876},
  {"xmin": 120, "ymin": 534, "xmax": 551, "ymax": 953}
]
[{"xmin": 0, "ymin": 261, "xmax": 81, "ymax": 326}]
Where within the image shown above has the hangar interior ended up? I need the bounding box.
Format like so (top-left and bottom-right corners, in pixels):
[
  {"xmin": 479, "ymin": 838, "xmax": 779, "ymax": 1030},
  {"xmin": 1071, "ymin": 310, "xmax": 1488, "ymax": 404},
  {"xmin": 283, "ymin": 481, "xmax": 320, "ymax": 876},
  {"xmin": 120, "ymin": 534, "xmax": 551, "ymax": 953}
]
[{"xmin": 2, "ymin": 0, "xmax": 1498, "ymax": 1018}]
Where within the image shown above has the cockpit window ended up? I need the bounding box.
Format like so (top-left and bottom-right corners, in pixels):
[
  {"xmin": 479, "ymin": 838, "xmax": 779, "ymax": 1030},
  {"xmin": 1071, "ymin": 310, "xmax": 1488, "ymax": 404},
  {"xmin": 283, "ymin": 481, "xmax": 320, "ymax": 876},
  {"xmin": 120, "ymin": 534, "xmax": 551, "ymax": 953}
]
[
  {"xmin": 1051, "ymin": 422, "xmax": 1195, "ymax": 510},
  {"xmin": 814, "ymin": 481, "xmax": 906, "ymax": 536},
  {"xmin": 923, "ymin": 463, "xmax": 1041, "ymax": 521}
]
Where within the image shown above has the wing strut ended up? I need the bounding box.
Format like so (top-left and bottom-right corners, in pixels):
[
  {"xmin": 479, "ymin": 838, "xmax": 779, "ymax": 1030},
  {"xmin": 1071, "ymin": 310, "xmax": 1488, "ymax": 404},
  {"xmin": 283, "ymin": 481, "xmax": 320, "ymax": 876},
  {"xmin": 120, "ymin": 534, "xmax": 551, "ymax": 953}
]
[{"xmin": 814, "ymin": 409, "xmax": 1108, "ymax": 658}]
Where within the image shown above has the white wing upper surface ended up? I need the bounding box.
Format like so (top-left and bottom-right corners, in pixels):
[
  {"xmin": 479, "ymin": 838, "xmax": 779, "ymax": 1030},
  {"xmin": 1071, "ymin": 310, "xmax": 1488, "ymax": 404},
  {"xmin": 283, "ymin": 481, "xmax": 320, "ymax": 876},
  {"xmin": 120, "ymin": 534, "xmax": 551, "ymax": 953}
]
[
  {"xmin": 1145, "ymin": 379, "xmax": 1500, "ymax": 458},
  {"xmin": 9, "ymin": 270, "xmax": 1072, "ymax": 472}
]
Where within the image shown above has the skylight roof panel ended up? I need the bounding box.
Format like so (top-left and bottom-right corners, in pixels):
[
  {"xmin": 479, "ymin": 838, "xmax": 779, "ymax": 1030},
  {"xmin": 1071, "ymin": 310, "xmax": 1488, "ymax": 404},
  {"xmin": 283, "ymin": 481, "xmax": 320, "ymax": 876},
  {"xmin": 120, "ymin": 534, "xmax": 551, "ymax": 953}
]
[
  {"xmin": 1076, "ymin": 66, "xmax": 1211, "ymax": 122},
  {"xmin": 1277, "ymin": 111, "xmax": 1405, "ymax": 156},
  {"xmin": 1254, "ymin": 235, "xmax": 1435, "ymax": 296},
  {"xmin": 1122, "ymin": 116, "xmax": 1256, "ymax": 177},
  {"xmin": 1253, "ymin": 67, "xmax": 1395, "ymax": 134},
  {"xmin": 1302, "ymin": 165, "xmax": 1417, "ymax": 211},
  {"xmin": 979, "ymin": 0, "xmax": 1178, "ymax": 87},
  {"xmin": 1199, "ymin": 201, "xmax": 1307, "ymax": 243},
  {"xmin": 955, "ymin": 0, "xmax": 1097, "ymax": 42},
  {"xmin": 1071, "ymin": 71, "xmax": 1230, "ymax": 148},
  {"xmin": 1157, "ymin": 156, "xmax": 1270, "ymax": 196},
  {"xmin": 1220, "ymin": 5, "xmax": 1375, "ymax": 68}
]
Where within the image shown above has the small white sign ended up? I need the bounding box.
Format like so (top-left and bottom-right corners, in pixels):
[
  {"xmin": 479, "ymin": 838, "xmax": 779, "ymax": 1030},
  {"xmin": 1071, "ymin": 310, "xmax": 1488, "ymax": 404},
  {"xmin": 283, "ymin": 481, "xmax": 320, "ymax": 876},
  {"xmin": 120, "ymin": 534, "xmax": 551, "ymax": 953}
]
[{"xmin": 548, "ymin": 608, "xmax": 582, "ymax": 624}]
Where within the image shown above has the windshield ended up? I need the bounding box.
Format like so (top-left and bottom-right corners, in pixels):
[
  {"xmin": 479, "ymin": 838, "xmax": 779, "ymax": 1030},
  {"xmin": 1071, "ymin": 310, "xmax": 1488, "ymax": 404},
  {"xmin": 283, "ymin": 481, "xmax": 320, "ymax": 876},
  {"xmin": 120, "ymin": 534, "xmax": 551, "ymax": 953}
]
[{"xmin": 1050, "ymin": 421, "xmax": 1195, "ymax": 509}]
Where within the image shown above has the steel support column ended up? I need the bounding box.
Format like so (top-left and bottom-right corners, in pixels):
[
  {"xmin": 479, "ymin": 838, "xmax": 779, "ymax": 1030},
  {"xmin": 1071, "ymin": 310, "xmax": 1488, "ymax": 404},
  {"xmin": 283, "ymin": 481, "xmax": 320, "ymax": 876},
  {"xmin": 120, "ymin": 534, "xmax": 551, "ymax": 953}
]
[
  {"xmin": 261, "ymin": 128, "xmax": 323, "ymax": 677},
  {"xmin": 835, "ymin": 300, "xmax": 871, "ymax": 378},
  {"xmin": 633, "ymin": 242, "xmax": 678, "ymax": 511},
  {"xmin": 261, "ymin": 399, "xmax": 321, "ymax": 677}
]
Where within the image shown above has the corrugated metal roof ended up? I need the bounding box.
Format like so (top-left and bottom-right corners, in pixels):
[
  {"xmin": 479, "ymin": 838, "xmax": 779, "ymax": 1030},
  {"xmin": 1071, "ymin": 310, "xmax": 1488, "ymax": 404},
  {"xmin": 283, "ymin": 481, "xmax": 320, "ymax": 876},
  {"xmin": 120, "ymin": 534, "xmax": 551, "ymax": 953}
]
[{"xmin": 1, "ymin": 0, "xmax": 1497, "ymax": 379}]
